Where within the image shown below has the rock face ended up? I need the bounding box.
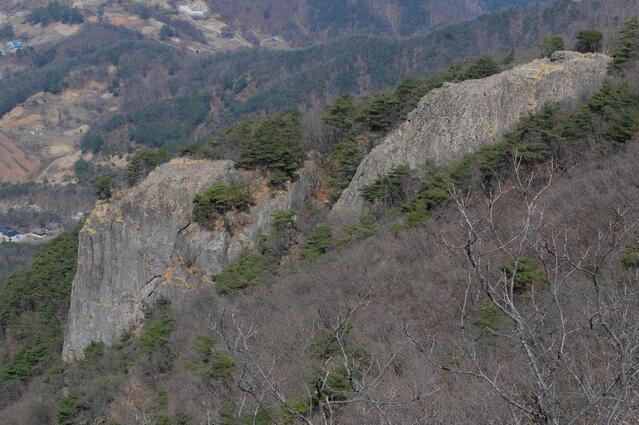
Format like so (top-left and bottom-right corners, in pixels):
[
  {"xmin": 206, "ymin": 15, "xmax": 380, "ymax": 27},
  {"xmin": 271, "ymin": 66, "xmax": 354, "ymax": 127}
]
[
  {"xmin": 62, "ymin": 158, "xmax": 303, "ymax": 361},
  {"xmin": 331, "ymin": 51, "xmax": 611, "ymax": 222}
]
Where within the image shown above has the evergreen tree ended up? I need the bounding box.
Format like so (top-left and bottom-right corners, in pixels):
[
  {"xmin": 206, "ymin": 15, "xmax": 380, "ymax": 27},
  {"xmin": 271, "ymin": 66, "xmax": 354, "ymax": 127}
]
[
  {"xmin": 327, "ymin": 138, "xmax": 364, "ymax": 203},
  {"xmin": 575, "ymin": 29, "xmax": 604, "ymax": 53},
  {"xmin": 94, "ymin": 174, "xmax": 117, "ymax": 200},
  {"xmin": 357, "ymin": 92, "xmax": 399, "ymax": 132},
  {"xmin": 539, "ymin": 36, "xmax": 565, "ymax": 58},
  {"xmin": 610, "ymin": 17, "xmax": 639, "ymax": 70},
  {"xmin": 126, "ymin": 148, "xmax": 171, "ymax": 186},
  {"xmin": 322, "ymin": 94, "xmax": 356, "ymax": 142},
  {"xmin": 461, "ymin": 55, "xmax": 500, "ymax": 80},
  {"xmin": 238, "ymin": 109, "xmax": 305, "ymax": 186}
]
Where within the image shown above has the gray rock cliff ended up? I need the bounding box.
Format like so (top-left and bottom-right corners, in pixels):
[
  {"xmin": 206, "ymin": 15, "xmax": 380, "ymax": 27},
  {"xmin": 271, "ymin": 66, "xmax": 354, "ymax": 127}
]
[
  {"xmin": 62, "ymin": 158, "xmax": 306, "ymax": 361},
  {"xmin": 331, "ymin": 51, "xmax": 612, "ymax": 222}
]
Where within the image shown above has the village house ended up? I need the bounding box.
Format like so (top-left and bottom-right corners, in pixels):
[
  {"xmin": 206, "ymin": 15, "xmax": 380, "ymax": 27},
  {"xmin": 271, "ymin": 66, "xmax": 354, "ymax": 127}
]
[
  {"xmin": 0, "ymin": 226, "xmax": 22, "ymax": 243},
  {"xmin": 7, "ymin": 40, "xmax": 23, "ymax": 51},
  {"xmin": 178, "ymin": 4, "xmax": 206, "ymax": 18}
]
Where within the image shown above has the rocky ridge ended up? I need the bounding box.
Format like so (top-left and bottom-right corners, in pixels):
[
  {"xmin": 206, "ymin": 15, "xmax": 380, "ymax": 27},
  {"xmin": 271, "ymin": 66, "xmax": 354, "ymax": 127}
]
[
  {"xmin": 63, "ymin": 51, "xmax": 611, "ymax": 361},
  {"xmin": 331, "ymin": 51, "xmax": 612, "ymax": 222}
]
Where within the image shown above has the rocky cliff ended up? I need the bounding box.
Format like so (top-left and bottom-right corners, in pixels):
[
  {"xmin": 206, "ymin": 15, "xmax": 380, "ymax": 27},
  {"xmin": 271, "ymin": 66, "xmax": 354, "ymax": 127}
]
[
  {"xmin": 331, "ymin": 51, "xmax": 611, "ymax": 222},
  {"xmin": 63, "ymin": 51, "xmax": 611, "ymax": 361},
  {"xmin": 62, "ymin": 158, "xmax": 309, "ymax": 361}
]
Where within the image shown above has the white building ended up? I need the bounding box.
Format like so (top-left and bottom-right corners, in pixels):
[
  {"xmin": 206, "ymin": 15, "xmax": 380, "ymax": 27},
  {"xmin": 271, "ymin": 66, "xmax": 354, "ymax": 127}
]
[{"xmin": 179, "ymin": 5, "xmax": 206, "ymax": 18}]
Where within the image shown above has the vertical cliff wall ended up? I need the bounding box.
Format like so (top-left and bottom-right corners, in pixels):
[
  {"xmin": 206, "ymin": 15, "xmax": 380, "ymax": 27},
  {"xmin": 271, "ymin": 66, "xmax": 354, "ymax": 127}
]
[
  {"xmin": 62, "ymin": 158, "xmax": 306, "ymax": 361},
  {"xmin": 331, "ymin": 51, "xmax": 611, "ymax": 222}
]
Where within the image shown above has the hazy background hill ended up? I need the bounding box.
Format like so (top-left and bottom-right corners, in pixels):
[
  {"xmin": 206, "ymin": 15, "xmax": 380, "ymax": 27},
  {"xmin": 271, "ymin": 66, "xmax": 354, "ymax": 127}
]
[{"xmin": 206, "ymin": 0, "xmax": 544, "ymax": 45}]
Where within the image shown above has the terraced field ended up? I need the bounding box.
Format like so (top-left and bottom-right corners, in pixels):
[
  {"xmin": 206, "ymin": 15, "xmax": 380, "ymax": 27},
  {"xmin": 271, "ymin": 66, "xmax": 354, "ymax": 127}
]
[{"xmin": 0, "ymin": 132, "xmax": 40, "ymax": 183}]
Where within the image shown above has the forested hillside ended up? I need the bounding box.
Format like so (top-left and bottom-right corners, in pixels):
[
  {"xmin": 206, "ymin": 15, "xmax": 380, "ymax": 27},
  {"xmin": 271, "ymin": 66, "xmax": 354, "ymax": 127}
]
[
  {"xmin": 1, "ymin": 10, "xmax": 639, "ymax": 423},
  {"xmin": 0, "ymin": 0, "xmax": 635, "ymax": 187},
  {"xmin": 206, "ymin": 0, "xmax": 542, "ymax": 45},
  {"xmin": 61, "ymin": 0, "xmax": 639, "ymax": 159}
]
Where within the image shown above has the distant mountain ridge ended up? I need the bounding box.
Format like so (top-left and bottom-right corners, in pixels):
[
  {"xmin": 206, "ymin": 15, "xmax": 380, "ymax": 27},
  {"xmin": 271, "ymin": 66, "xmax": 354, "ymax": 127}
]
[{"xmin": 206, "ymin": 0, "xmax": 543, "ymax": 45}]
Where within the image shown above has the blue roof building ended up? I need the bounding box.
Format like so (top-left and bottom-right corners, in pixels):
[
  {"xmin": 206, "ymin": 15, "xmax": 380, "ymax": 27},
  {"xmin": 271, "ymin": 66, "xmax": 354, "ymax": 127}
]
[
  {"xmin": 8, "ymin": 40, "xmax": 24, "ymax": 50},
  {"xmin": 0, "ymin": 226, "xmax": 18, "ymax": 238}
]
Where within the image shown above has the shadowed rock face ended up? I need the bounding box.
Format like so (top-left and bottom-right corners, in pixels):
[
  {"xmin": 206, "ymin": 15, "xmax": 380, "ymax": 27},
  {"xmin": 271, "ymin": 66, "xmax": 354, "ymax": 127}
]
[
  {"xmin": 331, "ymin": 51, "xmax": 612, "ymax": 223},
  {"xmin": 62, "ymin": 158, "xmax": 305, "ymax": 361}
]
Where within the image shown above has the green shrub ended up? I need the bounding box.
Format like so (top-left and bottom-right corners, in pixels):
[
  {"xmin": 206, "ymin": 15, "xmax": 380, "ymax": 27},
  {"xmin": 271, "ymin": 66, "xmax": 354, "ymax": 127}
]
[
  {"xmin": 215, "ymin": 211, "xmax": 297, "ymax": 294},
  {"xmin": 281, "ymin": 396, "xmax": 312, "ymax": 425},
  {"xmin": 326, "ymin": 138, "xmax": 364, "ymax": 203},
  {"xmin": 57, "ymin": 389, "xmax": 82, "ymax": 425},
  {"xmin": 309, "ymin": 323, "xmax": 352, "ymax": 360},
  {"xmin": 94, "ymin": 173, "xmax": 118, "ymax": 200},
  {"xmin": 126, "ymin": 148, "xmax": 171, "ymax": 186},
  {"xmin": 356, "ymin": 92, "xmax": 399, "ymax": 132},
  {"xmin": 302, "ymin": 226, "xmax": 333, "ymax": 259},
  {"xmin": 215, "ymin": 252, "xmax": 275, "ymax": 294},
  {"xmin": 323, "ymin": 94, "xmax": 356, "ymax": 142},
  {"xmin": 209, "ymin": 354, "xmax": 235, "ymax": 379},
  {"xmin": 311, "ymin": 364, "xmax": 352, "ymax": 403},
  {"xmin": 0, "ymin": 24, "xmax": 14, "ymax": 40},
  {"xmin": 139, "ymin": 301, "xmax": 175, "ymax": 354},
  {"xmin": 0, "ymin": 338, "xmax": 51, "ymax": 383},
  {"xmin": 0, "ymin": 230, "xmax": 78, "ymax": 383},
  {"xmin": 193, "ymin": 183, "xmax": 255, "ymax": 230},
  {"xmin": 160, "ymin": 24, "xmax": 175, "ymax": 40},
  {"xmin": 259, "ymin": 209, "xmax": 297, "ymax": 257},
  {"xmin": 502, "ymin": 258, "xmax": 546, "ymax": 293},
  {"xmin": 28, "ymin": 1, "xmax": 83, "ymax": 25},
  {"xmin": 82, "ymin": 341, "xmax": 105, "ymax": 364},
  {"xmin": 194, "ymin": 335, "xmax": 217, "ymax": 360},
  {"xmin": 337, "ymin": 213, "xmax": 378, "ymax": 245},
  {"xmin": 621, "ymin": 235, "xmax": 639, "ymax": 269},
  {"xmin": 219, "ymin": 402, "xmax": 273, "ymax": 425},
  {"xmin": 460, "ymin": 55, "xmax": 500, "ymax": 80},
  {"xmin": 474, "ymin": 304, "xmax": 507, "ymax": 339},
  {"xmin": 128, "ymin": 94, "xmax": 211, "ymax": 150}
]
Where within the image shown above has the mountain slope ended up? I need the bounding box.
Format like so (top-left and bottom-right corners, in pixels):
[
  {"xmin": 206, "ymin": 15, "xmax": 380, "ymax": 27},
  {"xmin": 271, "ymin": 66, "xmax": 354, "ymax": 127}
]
[
  {"xmin": 207, "ymin": 0, "xmax": 543, "ymax": 45},
  {"xmin": 62, "ymin": 50, "xmax": 611, "ymax": 361}
]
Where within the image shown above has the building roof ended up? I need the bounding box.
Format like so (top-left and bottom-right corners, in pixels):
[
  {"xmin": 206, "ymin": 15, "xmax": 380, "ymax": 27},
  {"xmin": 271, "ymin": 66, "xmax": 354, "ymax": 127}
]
[{"xmin": 0, "ymin": 226, "xmax": 18, "ymax": 237}]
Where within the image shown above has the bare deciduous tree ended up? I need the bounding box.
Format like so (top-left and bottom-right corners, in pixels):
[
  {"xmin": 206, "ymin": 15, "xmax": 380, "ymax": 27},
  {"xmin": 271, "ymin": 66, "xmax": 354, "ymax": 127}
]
[
  {"xmin": 408, "ymin": 157, "xmax": 639, "ymax": 424},
  {"xmin": 208, "ymin": 296, "xmax": 432, "ymax": 425}
]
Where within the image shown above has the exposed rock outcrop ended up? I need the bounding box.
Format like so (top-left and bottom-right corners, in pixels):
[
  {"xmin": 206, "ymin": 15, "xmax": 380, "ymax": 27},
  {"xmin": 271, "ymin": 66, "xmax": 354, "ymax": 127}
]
[
  {"xmin": 331, "ymin": 51, "xmax": 612, "ymax": 222},
  {"xmin": 62, "ymin": 158, "xmax": 307, "ymax": 361}
]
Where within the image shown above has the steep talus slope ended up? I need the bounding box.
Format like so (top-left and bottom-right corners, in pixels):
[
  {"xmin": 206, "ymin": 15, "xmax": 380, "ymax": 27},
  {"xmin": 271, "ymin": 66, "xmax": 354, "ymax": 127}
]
[
  {"xmin": 62, "ymin": 158, "xmax": 308, "ymax": 361},
  {"xmin": 331, "ymin": 51, "xmax": 611, "ymax": 221}
]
